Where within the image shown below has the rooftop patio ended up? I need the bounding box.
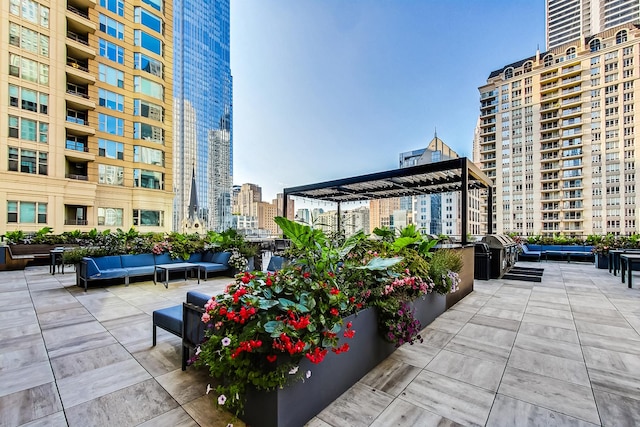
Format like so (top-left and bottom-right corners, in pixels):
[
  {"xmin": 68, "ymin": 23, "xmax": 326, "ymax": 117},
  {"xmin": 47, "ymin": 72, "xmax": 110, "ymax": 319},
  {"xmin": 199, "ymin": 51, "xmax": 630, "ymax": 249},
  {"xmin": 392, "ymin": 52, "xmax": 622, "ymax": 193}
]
[{"xmin": 1, "ymin": 261, "xmax": 639, "ymax": 426}]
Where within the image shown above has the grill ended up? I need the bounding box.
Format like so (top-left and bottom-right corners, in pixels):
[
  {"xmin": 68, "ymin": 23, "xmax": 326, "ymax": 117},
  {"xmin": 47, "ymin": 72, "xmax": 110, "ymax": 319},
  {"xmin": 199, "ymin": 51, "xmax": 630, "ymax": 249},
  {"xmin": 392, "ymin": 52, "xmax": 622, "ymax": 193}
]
[{"xmin": 481, "ymin": 235, "xmax": 518, "ymax": 279}]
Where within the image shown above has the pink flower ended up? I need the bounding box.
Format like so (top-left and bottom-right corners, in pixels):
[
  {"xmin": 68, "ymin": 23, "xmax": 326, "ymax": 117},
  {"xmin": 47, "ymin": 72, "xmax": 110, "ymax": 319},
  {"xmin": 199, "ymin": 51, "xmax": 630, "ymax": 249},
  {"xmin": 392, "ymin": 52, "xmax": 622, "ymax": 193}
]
[
  {"xmin": 201, "ymin": 313, "xmax": 211, "ymax": 323},
  {"xmin": 221, "ymin": 337, "xmax": 231, "ymax": 347}
]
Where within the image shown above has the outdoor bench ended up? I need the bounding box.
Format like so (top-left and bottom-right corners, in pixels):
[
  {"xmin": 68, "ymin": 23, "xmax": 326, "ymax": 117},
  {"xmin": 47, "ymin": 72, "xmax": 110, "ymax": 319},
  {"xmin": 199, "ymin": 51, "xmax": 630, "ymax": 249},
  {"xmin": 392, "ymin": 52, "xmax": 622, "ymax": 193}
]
[
  {"xmin": 526, "ymin": 244, "xmax": 594, "ymax": 263},
  {"xmin": 152, "ymin": 290, "xmax": 210, "ymax": 370},
  {"xmin": 79, "ymin": 251, "xmax": 232, "ymax": 291},
  {"xmin": 517, "ymin": 244, "xmax": 541, "ymax": 262}
]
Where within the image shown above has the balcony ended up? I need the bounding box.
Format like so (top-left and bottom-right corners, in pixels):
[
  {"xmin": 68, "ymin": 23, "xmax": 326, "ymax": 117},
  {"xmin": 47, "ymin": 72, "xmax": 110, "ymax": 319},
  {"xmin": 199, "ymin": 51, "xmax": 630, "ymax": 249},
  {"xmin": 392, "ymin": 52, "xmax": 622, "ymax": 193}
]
[
  {"xmin": 65, "ymin": 112, "xmax": 95, "ymax": 136},
  {"xmin": 65, "ymin": 138, "xmax": 95, "ymax": 162},
  {"xmin": 66, "ymin": 58, "xmax": 95, "ymax": 85},
  {"xmin": 66, "ymin": 32, "xmax": 95, "ymax": 60},
  {"xmin": 540, "ymin": 71, "xmax": 558, "ymax": 82},
  {"xmin": 65, "ymin": 87, "xmax": 95, "ymax": 110},
  {"xmin": 65, "ymin": 174, "xmax": 89, "ymax": 181},
  {"xmin": 66, "ymin": 5, "xmax": 96, "ymax": 33}
]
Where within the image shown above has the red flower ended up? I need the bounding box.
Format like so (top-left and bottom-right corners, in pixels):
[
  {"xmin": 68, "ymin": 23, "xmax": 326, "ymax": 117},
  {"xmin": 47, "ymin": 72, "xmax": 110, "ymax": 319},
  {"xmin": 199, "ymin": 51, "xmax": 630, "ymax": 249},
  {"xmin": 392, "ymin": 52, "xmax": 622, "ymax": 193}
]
[
  {"xmin": 346, "ymin": 321, "xmax": 353, "ymax": 329},
  {"xmin": 332, "ymin": 343, "xmax": 350, "ymax": 354},
  {"xmin": 266, "ymin": 354, "xmax": 277, "ymax": 363},
  {"xmin": 266, "ymin": 277, "xmax": 273, "ymax": 286},
  {"xmin": 343, "ymin": 329, "xmax": 356, "ymax": 339},
  {"xmin": 330, "ymin": 308, "xmax": 339, "ymax": 317},
  {"xmin": 303, "ymin": 272, "xmax": 310, "ymax": 279},
  {"xmin": 305, "ymin": 347, "xmax": 328, "ymax": 364},
  {"xmin": 330, "ymin": 288, "xmax": 340, "ymax": 295}
]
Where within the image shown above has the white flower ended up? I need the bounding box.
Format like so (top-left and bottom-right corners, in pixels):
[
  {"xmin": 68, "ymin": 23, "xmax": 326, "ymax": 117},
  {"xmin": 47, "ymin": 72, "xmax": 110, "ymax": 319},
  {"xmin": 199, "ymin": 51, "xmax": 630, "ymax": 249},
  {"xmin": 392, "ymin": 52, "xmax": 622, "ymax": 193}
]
[
  {"xmin": 218, "ymin": 394, "xmax": 227, "ymax": 405},
  {"xmin": 221, "ymin": 337, "xmax": 231, "ymax": 347},
  {"xmin": 206, "ymin": 384, "xmax": 212, "ymax": 394},
  {"xmin": 306, "ymin": 370, "xmax": 312, "ymax": 379},
  {"xmin": 288, "ymin": 366, "xmax": 299, "ymax": 375},
  {"xmin": 195, "ymin": 346, "xmax": 201, "ymax": 355},
  {"xmin": 226, "ymin": 424, "xmax": 234, "ymax": 427}
]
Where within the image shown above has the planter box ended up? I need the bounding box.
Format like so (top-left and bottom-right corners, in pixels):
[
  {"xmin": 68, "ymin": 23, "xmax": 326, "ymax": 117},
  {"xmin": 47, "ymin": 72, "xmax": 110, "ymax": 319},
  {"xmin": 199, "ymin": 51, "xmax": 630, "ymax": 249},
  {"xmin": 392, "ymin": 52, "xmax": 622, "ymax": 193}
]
[
  {"xmin": 240, "ymin": 292, "xmax": 446, "ymax": 427},
  {"xmin": 595, "ymin": 253, "xmax": 608, "ymax": 269}
]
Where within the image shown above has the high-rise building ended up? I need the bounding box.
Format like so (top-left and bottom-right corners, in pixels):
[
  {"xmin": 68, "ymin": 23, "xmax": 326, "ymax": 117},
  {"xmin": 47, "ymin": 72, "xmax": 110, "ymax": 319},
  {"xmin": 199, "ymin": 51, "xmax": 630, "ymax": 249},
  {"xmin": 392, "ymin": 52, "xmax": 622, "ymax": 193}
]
[
  {"xmin": 475, "ymin": 23, "xmax": 640, "ymax": 236},
  {"xmin": 1, "ymin": 0, "xmax": 175, "ymax": 234},
  {"xmin": 173, "ymin": 0, "xmax": 232, "ymax": 232},
  {"xmin": 547, "ymin": 0, "xmax": 640, "ymax": 49}
]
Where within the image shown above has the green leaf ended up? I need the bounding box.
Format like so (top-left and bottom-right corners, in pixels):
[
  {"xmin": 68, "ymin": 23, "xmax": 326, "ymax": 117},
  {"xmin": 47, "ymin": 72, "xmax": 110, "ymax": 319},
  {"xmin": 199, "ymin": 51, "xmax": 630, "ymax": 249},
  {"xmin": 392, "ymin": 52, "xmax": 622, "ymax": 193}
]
[
  {"xmin": 357, "ymin": 256, "xmax": 403, "ymax": 270},
  {"xmin": 257, "ymin": 299, "xmax": 279, "ymax": 310},
  {"xmin": 392, "ymin": 236, "xmax": 419, "ymax": 251},
  {"xmin": 278, "ymin": 298, "xmax": 296, "ymax": 309},
  {"xmin": 263, "ymin": 320, "xmax": 284, "ymax": 334}
]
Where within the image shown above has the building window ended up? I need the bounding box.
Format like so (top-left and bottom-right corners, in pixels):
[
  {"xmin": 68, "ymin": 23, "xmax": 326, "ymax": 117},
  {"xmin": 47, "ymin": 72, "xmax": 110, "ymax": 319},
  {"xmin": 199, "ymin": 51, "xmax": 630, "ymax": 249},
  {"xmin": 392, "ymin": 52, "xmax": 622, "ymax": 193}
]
[
  {"xmin": 99, "ymin": 39, "xmax": 124, "ymax": 64},
  {"xmin": 134, "ymin": 7, "xmax": 162, "ymax": 33},
  {"xmin": 98, "ymin": 138, "xmax": 124, "ymax": 159},
  {"xmin": 141, "ymin": 0, "xmax": 162, "ymax": 12},
  {"xmin": 9, "ymin": 85, "xmax": 49, "ymax": 114},
  {"xmin": 98, "ymin": 113, "xmax": 124, "ymax": 136},
  {"xmin": 504, "ymin": 68, "xmax": 513, "ymax": 79},
  {"xmin": 133, "ymin": 53, "xmax": 162, "ymax": 78},
  {"xmin": 8, "ymin": 147, "xmax": 47, "ymax": 175},
  {"xmin": 133, "ymin": 99, "xmax": 163, "ymax": 121},
  {"xmin": 97, "ymin": 207, "xmax": 123, "ymax": 226},
  {"xmin": 134, "ymin": 145, "xmax": 164, "ymax": 166},
  {"xmin": 98, "ymin": 164, "xmax": 124, "ymax": 185},
  {"xmin": 133, "ymin": 30, "xmax": 162, "ymax": 56},
  {"xmin": 8, "ymin": 116, "xmax": 47, "ymax": 142},
  {"xmin": 98, "ymin": 88, "xmax": 124, "ymax": 111},
  {"xmin": 98, "ymin": 64, "xmax": 124, "ymax": 88},
  {"xmin": 566, "ymin": 47, "xmax": 576, "ymax": 59},
  {"xmin": 99, "ymin": 14, "xmax": 124, "ymax": 39},
  {"xmin": 9, "ymin": 23, "xmax": 48, "ymax": 56},
  {"xmin": 100, "ymin": 0, "xmax": 124, "ymax": 16},
  {"xmin": 544, "ymin": 55, "xmax": 554, "ymax": 67},
  {"xmin": 590, "ymin": 39, "xmax": 601, "ymax": 52},
  {"xmin": 134, "ymin": 169, "xmax": 163, "ymax": 189},
  {"xmin": 617, "ymin": 30, "xmax": 628, "ymax": 44},
  {"xmin": 9, "ymin": 53, "xmax": 48, "ymax": 85},
  {"xmin": 10, "ymin": 0, "xmax": 49, "ymax": 28},
  {"xmin": 133, "ymin": 122, "xmax": 163, "ymax": 143},
  {"xmin": 7, "ymin": 201, "xmax": 47, "ymax": 224},
  {"xmin": 133, "ymin": 76, "xmax": 163, "ymax": 100},
  {"xmin": 133, "ymin": 209, "xmax": 163, "ymax": 226}
]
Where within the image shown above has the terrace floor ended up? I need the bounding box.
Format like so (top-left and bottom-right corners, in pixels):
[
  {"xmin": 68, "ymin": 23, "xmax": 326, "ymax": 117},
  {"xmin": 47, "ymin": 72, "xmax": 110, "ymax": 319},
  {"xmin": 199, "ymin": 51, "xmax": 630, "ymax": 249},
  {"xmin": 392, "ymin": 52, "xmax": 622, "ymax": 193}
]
[{"xmin": 1, "ymin": 261, "xmax": 639, "ymax": 426}]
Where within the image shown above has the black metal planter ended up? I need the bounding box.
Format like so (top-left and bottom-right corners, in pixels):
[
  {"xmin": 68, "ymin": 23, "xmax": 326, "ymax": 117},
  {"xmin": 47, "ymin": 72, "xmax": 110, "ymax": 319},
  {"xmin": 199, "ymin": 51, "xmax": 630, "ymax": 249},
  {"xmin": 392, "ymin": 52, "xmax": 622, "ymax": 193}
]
[{"xmin": 240, "ymin": 292, "xmax": 447, "ymax": 427}]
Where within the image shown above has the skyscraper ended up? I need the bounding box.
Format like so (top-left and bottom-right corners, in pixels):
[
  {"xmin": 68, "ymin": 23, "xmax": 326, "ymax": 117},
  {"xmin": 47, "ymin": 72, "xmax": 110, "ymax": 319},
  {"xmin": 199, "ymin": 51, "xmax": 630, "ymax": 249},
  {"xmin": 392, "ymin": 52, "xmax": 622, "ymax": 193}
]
[
  {"xmin": 1, "ymin": 0, "xmax": 175, "ymax": 234},
  {"xmin": 173, "ymin": 0, "xmax": 233, "ymax": 232},
  {"xmin": 547, "ymin": 0, "xmax": 640, "ymax": 49},
  {"xmin": 476, "ymin": 22, "xmax": 640, "ymax": 236}
]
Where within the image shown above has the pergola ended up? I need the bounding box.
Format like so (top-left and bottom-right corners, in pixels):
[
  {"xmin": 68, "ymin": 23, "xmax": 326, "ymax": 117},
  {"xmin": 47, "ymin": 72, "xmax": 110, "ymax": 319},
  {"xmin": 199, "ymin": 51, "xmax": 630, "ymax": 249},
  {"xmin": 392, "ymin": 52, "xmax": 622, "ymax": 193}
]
[{"xmin": 282, "ymin": 157, "xmax": 493, "ymax": 245}]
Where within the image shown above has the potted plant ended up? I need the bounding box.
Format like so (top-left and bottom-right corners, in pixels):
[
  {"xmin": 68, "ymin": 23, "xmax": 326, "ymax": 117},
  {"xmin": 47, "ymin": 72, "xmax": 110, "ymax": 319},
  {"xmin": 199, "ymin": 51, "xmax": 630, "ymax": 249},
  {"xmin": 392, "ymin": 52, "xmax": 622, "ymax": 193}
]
[{"xmin": 193, "ymin": 218, "xmax": 455, "ymax": 427}]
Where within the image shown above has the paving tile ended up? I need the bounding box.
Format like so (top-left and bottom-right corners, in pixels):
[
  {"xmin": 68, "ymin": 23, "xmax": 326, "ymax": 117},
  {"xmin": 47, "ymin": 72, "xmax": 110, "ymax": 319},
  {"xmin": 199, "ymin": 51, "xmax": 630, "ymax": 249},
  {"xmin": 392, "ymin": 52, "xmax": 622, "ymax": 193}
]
[
  {"xmin": 137, "ymin": 407, "xmax": 198, "ymax": 427},
  {"xmin": 518, "ymin": 322, "xmax": 579, "ymax": 343},
  {"xmin": 0, "ymin": 307, "xmax": 38, "ymax": 331},
  {"xmin": 132, "ymin": 340, "xmax": 182, "ymax": 377},
  {"xmin": 418, "ymin": 327, "xmax": 455, "ymax": 349},
  {"xmin": 498, "ymin": 367, "xmax": 600, "ymax": 425},
  {"xmin": 521, "ymin": 313, "xmax": 576, "ymax": 330},
  {"xmin": 305, "ymin": 417, "xmax": 333, "ymax": 427},
  {"xmin": 476, "ymin": 306, "xmax": 524, "ymax": 321},
  {"xmin": 182, "ymin": 395, "xmax": 242, "ymax": 427},
  {"xmin": 0, "ymin": 382, "xmax": 62, "ymax": 426},
  {"xmin": 507, "ymin": 347, "xmax": 590, "ymax": 386},
  {"xmin": 426, "ymin": 317, "xmax": 465, "ymax": 334},
  {"xmin": 575, "ymin": 320, "xmax": 640, "ymax": 341},
  {"xmin": 525, "ymin": 305, "xmax": 573, "ymax": 319},
  {"xmin": 401, "ymin": 370, "xmax": 494, "ymax": 426},
  {"xmin": 155, "ymin": 367, "xmax": 212, "ymax": 405},
  {"xmin": 317, "ymin": 382, "xmax": 394, "ymax": 427},
  {"xmin": 50, "ymin": 342, "xmax": 131, "ymax": 380},
  {"xmin": 388, "ymin": 341, "xmax": 440, "ymax": 368},
  {"xmin": 370, "ymin": 398, "xmax": 464, "ymax": 427},
  {"xmin": 65, "ymin": 378, "xmax": 179, "ymax": 427},
  {"xmin": 0, "ymin": 337, "xmax": 48, "ymax": 371},
  {"xmin": 37, "ymin": 306, "xmax": 95, "ymax": 330},
  {"xmin": 486, "ymin": 394, "xmax": 598, "ymax": 427},
  {"xmin": 468, "ymin": 314, "xmax": 520, "ymax": 332},
  {"xmin": 426, "ymin": 349, "xmax": 505, "ymax": 391},
  {"xmin": 593, "ymin": 389, "xmax": 640, "ymax": 427},
  {"xmin": 0, "ymin": 361, "xmax": 54, "ymax": 398},
  {"xmin": 57, "ymin": 357, "xmax": 150, "ymax": 408},
  {"xmin": 19, "ymin": 411, "xmax": 68, "ymax": 427},
  {"xmin": 513, "ymin": 333, "xmax": 583, "ymax": 361},
  {"xmin": 360, "ymin": 357, "xmax": 421, "ymax": 397}
]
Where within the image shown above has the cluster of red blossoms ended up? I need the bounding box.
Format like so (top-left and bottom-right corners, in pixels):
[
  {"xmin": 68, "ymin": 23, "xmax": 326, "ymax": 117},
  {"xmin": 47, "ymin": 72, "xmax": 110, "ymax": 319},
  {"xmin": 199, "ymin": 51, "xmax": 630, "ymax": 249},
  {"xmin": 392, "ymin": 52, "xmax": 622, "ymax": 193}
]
[
  {"xmin": 284, "ymin": 311, "xmax": 311, "ymax": 330},
  {"xmin": 231, "ymin": 339, "xmax": 262, "ymax": 359},
  {"xmin": 272, "ymin": 333, "xmax": 306, "ymax": 355},
  {"xmin": 218, "ymin": 305, "xmax": 256, "ymax": 324},
  {"xmin": 305, "ymin": 347, "xmax": 328, "ymax": 364}
]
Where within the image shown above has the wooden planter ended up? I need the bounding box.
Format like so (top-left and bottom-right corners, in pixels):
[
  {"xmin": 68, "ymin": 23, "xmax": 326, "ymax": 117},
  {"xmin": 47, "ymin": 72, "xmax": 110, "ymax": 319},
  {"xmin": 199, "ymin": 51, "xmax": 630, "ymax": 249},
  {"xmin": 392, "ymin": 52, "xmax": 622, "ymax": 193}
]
[{"xmin": 240, "ymin": 292, "xmax": 447, "ymax": 427}]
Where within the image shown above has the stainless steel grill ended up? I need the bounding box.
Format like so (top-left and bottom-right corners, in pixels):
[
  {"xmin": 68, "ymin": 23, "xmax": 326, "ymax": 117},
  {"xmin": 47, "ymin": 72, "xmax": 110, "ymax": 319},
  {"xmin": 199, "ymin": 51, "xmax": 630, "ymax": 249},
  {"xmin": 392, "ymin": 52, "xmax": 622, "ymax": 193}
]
[{"xmin": 481, "ymin": 235, "xmax": 518, "ymax": 279}]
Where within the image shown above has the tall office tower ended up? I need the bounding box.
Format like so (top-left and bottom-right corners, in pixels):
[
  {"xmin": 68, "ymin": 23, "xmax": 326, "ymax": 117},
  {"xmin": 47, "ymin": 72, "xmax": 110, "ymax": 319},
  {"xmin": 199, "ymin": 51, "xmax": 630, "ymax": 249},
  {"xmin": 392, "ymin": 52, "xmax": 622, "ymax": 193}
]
[
  {"xmin": 369, "ymin": 198, "xmax": 400, "ymax": 231},
  {"xmin": 1, "ymin": 0, "xmax": 175, "ymax": 235},
  {"xmin": 475, "ymin": 23, "xmax": 640, "ymax": 237},
  {"xmin": 547, "ymin": 0, "xmax": 640, "ymax": 49},
  {"xmin": 173, "ymin": 0, "xmax": 232, "ymax": 232}
]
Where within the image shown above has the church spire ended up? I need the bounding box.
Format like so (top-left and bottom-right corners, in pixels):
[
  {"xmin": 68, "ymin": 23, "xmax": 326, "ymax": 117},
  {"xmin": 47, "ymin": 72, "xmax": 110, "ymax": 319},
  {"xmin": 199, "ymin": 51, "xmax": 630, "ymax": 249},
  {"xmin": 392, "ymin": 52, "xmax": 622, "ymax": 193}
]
[{"xmin": 188, "ymin": 165, "xmax": 198, "ymax": 220}]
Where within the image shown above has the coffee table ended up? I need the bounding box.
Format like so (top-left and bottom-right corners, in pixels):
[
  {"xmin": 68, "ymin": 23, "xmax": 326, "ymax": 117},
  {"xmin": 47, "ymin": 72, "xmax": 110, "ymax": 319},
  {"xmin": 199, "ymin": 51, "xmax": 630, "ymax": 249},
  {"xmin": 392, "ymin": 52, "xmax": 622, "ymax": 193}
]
[{"xmin": 154, "ymin": 262, "xmax": 199, "ymax": 288}]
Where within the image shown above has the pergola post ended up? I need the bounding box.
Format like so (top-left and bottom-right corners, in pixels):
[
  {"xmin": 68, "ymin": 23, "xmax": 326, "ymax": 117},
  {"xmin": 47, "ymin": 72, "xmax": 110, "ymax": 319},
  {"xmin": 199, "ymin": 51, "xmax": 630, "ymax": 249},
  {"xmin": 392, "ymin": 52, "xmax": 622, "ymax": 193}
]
[{"xmin": 461, "ymin": 160, "xmax": 468, "ymax": 245}]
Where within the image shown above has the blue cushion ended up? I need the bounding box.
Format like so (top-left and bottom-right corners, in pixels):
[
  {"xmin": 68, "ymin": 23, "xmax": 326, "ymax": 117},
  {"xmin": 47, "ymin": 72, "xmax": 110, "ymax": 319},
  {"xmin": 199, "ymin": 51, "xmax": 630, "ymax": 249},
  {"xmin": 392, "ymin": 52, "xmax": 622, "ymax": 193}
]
[
  {"xmin": 188, "ymin": 253, "xmax": 203, "ymax": 262},
  {"xmin": 125, "ymin": 265, "xmax": 156, "ymax": 276},
  {"xmin": 82, "ymin": 257, "xmax": 101, "ymax": 277},
  {"xmin": 153, "ymin": 305, "xmax": 183, "ymax": 337},
  {"xmin": 187, "ymin": 291, "xmax": 211, "ymax": 307},
  {"xmin": 121, "ymin": 253, "xmax": 155, "ymax": 268},
  {"xmin": 192, "ymin": 262, "xmax": 228, "ymax": 272},
  {"xmin": 210, "ymin": 251, "xmax": 232, "ymax": 265},
  {"xmin": 267, "ymin": 256, "xmax": 285, "ymax": 272},
  {"xmin": 154, "ymin": 253, "xmax": 173, "ymax": 265},
  {"xmin": 93, "ymin": 255, "xmax": 123, "ymax": 270},
  {"xmin": 202, "ymin": 251, "xmax": 215, "ymax": 262}
]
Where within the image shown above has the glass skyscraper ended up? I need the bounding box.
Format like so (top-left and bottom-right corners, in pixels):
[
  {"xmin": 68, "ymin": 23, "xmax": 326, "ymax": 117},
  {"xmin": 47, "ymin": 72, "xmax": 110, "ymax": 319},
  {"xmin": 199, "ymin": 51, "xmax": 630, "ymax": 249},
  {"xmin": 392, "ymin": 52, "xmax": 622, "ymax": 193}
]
[{"xmin": 173, "ymin": 0, "xmax": 233, "ymax": 232}]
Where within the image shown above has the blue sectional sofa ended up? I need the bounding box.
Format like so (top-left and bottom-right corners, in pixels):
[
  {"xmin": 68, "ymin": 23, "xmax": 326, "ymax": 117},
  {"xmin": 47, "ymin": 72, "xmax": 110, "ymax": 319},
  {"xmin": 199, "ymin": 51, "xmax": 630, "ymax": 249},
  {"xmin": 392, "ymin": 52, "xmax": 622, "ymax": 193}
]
[
  {"xmin": 523, "ymin": 244, "xmax": 594, "ymax": 263},
  {"xmin": 79, "ymin": 251, "xmax": 232, "ymax": 291}
]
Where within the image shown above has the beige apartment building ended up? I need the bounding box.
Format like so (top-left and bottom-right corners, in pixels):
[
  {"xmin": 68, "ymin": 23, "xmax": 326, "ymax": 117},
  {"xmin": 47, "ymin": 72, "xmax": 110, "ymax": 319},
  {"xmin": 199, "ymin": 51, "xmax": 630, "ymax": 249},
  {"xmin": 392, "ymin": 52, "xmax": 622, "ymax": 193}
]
[
  {"xmin": 475, "ymin": 23, "xmax": 640, "ymax": 237},
  {"xmin": 1, "ymin": 0, "xmax": 174, "ymax": 235}
]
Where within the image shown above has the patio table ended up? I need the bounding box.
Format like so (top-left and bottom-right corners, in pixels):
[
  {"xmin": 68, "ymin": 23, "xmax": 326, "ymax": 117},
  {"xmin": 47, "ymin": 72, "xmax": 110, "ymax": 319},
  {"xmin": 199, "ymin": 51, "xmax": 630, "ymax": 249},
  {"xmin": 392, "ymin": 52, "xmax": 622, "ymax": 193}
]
[
  {"xmin": 619, "ymin": 254, "xmax": 640, "ymax": 288},
  {"xmin": 154, "ymin": 262, "xmax": 200, "ymax": 289}
]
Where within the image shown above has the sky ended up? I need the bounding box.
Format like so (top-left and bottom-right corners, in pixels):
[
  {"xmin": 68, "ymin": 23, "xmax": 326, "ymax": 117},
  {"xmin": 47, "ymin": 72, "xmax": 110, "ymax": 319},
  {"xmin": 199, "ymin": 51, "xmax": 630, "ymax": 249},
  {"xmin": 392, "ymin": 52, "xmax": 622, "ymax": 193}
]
[{"xmin": 230, "ymin": 0, "xmax": 546, "ymax": 203}]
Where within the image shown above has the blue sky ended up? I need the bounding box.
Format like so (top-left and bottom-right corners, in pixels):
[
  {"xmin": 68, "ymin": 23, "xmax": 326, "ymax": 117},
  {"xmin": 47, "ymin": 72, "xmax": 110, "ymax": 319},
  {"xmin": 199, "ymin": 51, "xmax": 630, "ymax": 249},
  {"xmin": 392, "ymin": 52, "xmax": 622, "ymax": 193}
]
[{"xmin": 230, "ymin": 1, "xmax": 546, "ymax": 201}]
